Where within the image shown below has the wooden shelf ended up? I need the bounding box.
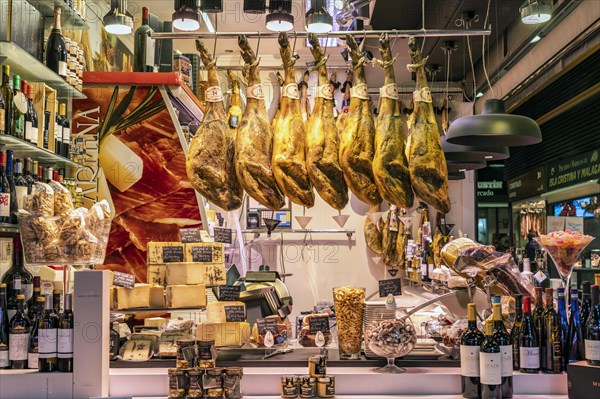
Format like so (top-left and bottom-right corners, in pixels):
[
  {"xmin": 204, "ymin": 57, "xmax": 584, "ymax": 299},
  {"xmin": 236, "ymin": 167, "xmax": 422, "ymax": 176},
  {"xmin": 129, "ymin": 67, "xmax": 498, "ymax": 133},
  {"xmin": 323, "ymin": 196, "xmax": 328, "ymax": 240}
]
[
  {"xmin": 25, "ymin": 0, "xmax": 88, "ymax": 30},
  {"xmin": 0, "ymin": 223, "xmax": 19, "ymax": 235},
  {"xmin": 0, "ymin": 135, "xmax": 84, "ymax": 169}
]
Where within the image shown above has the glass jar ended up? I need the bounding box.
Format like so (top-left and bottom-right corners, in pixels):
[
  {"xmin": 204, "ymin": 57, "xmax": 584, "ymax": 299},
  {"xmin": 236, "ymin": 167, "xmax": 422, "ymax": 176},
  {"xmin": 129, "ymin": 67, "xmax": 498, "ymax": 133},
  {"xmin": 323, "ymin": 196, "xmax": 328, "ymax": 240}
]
[
  {"xmin": 203, "ymin": 367, "xmax": 224, "ymax": 398},
  {"xmin": 168, "ymin": 368, "xmax": 187, "ymax": 399},
  {"xmin": 198, "ymin": 339, "xmax": 217, "ymax": 368},
  {"xmin": 223, "ymin": 367, "xmax": 243, "ymax": 398},
  {"xmin": 299, "ymin": 375, "xmax": 317, "ymax": 398},
  {"xmin": 308, "ymin": 355, "xmax": 327, "ymax": 377},
  {"xmin": 332, "ymin": 286, "xmax": 365, "ymax": 359},
  {"xmin": 281, "ymin": 375, "xmax": 299, "ymax": 398},
  {"xmin": 317, "ymin": 376, "xmax": 335, "ymax": 398},
  {"xmin": 176, "ymin": 339, "xmax": 195, "ymax": 369},
  {"xmin": 187, "ymin": 368, "xmax": 204, "ymax": 399}
]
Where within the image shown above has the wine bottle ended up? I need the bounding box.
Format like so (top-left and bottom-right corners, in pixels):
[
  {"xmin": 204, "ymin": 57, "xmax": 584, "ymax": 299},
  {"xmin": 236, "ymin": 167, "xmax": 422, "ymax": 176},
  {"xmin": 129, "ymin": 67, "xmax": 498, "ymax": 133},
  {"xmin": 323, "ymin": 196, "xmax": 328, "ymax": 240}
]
[
  {"xmin": 510, "ymin": 294, "xmax": 523, "ymax": 370},
  {"xmin": 584, "ymin": 284, "xmax": 600, "ymax": 366},
  {"xmin": 133, "ymin": 7, "xmax": 156, "ymax": 72},
  {"xmin": 460, "ymin": 303, "xmax": 484, "ymax": 398},
  {"xmin": 532, "ymin": 287, "xmax": 544, "ymax": 365},
  {"xmin": 57, "ymin": 293, "xmax": 73, "ymax": 372},
  {"xmin": 567, "ymin": 287, "xmax": 584, "ymax": 362},
  {"xmin": 53, "ymin": 289, "xmax": 62, "ymax": 315},
  {"xmin": 0, "ymin": 69, "xmax": 5, "ymax": 136},
  {"xmin": 581, "ymin": 281, "xmax": 592, "ymax": 330},
  {"xmin": 556, "ymin": 288, "xmax": 569, "ymax": 371},
  {"xmin": 109, "ymin": 321, "xmax": 120, "ymax": 360},
  {"xmin": 55, "ymin": 103, "xmax": 64, "ymax": 156},
  {"xmin": 492, "ymin": 304, "xmax": 513, "ymax": 398},
  {"xmin": 8, "ymin": 294, "xmax": 30, "ymax": 369},
  {"xmin": 27, "ymin": 291, "xmax": 44, "ymax": 328},
  {"xmin": 14, "ymin": 159, "xmax": 28, "ymax": 211},
  {"xmin": 6, "ymin": 275, "xmax": 21, "ymax": 321},
  {"xmin": 61, "ymin": 105, "xmax": 70, "ymax": 158},
  {"xmin": 1, "ymin": 235, "xmax": 34, "ymax": 302},
  {"xmin": 541, "ymin": 288, "xmax": 561, "ymax": 373},
  {"xmin": 519, "ymin": 295, "xmax": 540, "ymax": 373},
  {"xmin": 26, "ymin": 276, "xmax": 41, "ymax": 317},
  {"xmin": 480, "ymin": 319, "xmax": 502, "ymax": 399},
  {"xmin": 1, "ymin": 65, "xmax": 13, "ymax": 136},
  {"xmin": 5, "ymin": 150, "xmax": 17, "ymax": 224},
  {"xmin": 11, "ymin": 75, "xmax": 25, "ymax": 139},
  {"xmin": 25, "ymin": 84, "xmax": 38, "ymax": 144},
  {"xmin": 43, "ymin": 97, "xmax": 51, "ymax": 149},
  {"xmin": 46, "ymin": 7, "xmax": 68, "ymax": 79},
  {"xmin": 0, "ymin": 283, "xmax": 9, "ymax": 368},
  {"xmin": 24, "ymin": 158, "xmax": 35, "ymax": 192},
  {"xmin": 38, "ymin": 294, "xmax": 58, "ymax": 372},
  {"xmin": 0, "ymin": 151, "xmax": 11, "ymax": 223},
  {"xmin": 27, "ymin": 295, "xmax": 44, "ymax": 370}
]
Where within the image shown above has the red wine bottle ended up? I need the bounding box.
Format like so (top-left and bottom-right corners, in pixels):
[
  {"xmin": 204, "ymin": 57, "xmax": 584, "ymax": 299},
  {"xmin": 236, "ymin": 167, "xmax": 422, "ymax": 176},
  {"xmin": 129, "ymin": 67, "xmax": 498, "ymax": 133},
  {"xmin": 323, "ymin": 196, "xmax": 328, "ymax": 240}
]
[
  {"xmin": 480, "ymin": 319, "xmax": 502, "ymax": 399},
  {"xmin": 133, "ymin": 7, "xmax": 155, "ymax": 72},
  {"xmin": 8, "ymin": 294, "xmax": 30, "ymax": 369},
  {"xmin": 57, "ymin": 293, "xmax": 73, "ymax": 372},
  {"xmin": 0, "ymin": 283, "xmax": 9, "ymax": 368},
  {"xmin": 38, "ymin": 294, "xmax": 58, "ymax": 372},
  {"xmin": 519, "ymin": 296, "xmax": 540, "ymax": 373},
  {"xmin": 492, "ymin": 304, "xmax": 513, "ymax": 398},
  {"xmin": 510, "ymin": 294, "xmax": 523, "ymax": 370},
  {"xmin": 460, "ymin": 303, "xmax": 484, "ymax": 398}
]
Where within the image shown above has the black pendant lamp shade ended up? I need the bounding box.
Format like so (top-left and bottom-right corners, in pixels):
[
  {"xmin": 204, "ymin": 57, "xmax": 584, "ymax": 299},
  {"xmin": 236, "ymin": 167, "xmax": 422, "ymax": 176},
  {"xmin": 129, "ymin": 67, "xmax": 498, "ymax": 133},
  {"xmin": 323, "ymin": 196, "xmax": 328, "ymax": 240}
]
[
  {"xmin": 172, "ymin": 0, "xmax": 200, "ymax": 31},
  {"xmin": 104, "ymin": 0, "xmax": 134, "ymax": 35},
  {"xmin": 446, "ymin": 99, "xmax": 542, "ymax": 147},
  {"xmin": 442, "ymin": 135, "xmax": 509, "ymax": 162},
  {"xmin": 200, "ymin": 0, "xmax": 223, "ymax": 13},
  {"xmin": 244, "ymin": 0, "xmax": 266, "ymax": 13},
  {"xmin": 446, "ymin": 160, "xmax": 487, "ymax": 173},
  {"xmin": 448, "ymin": 171, "xmax": 466, "ymax": 181},
  {"xmin": 266, "ymin": 0, "xmax": 294, "ymax": 32}
]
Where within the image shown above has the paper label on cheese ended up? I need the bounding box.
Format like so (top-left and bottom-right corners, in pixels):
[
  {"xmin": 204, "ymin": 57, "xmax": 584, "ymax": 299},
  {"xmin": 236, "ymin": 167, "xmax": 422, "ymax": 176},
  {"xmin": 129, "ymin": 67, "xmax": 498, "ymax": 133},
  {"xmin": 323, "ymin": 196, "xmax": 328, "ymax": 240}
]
[
  {"xmin": 315, "ymin": 84, "xmax": 333, "ymax": 100},
  {"xmin": 163, "ymin": 246, "xmax": 184, "ymax": 263},
  {"xmin": 350, "ymin": 83, "xmax": 369, "ymax": 100},
  {"xmin": 413, "ymin": 87, "xmax": 432, "ymax": 103},
  {"xmin": 192, "ymin": 246, "xmax": 213, "ymax": 262},
  {"xmin": 247, "ymin": 84, "xmax": 265, "ymax": 99},
  {"xmin": 206, "ymin": 86, "xmax": 223, "ymax": 102},
  {"xmin": 380, "ymin": 83, "xmax": 398, "ymax": 99},
  {"xmin": 282, "ymin": 83, "xmax": 299, "ymax": 99}
]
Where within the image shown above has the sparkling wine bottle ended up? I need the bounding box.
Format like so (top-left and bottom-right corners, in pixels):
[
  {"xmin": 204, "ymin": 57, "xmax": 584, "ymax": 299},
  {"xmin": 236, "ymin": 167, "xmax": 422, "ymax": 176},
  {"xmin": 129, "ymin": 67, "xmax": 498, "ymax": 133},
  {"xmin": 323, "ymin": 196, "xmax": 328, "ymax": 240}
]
[
  {"xmin": 46, "ymin": 7, "xmax": 68, "ymax": 79},
  {"xmin": 581, "ymin": 281, "xmax": 592, "ymax": 330},
  {"xmin": 460, "ymin": 303, "xmax": 484, "ymax": 399}
]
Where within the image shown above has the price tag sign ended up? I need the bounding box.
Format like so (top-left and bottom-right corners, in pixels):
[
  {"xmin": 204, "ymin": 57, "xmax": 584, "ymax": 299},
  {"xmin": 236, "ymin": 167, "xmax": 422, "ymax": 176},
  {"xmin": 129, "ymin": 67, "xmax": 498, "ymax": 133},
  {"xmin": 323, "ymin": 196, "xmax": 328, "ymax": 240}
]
[
  {"xmin": 214, "ymin": 228, "xmax": 233, "ymax": 244},
  {"xmin": 308, "ymin": 316, "xmax": 330, "ymax": 335},
  {"xmin": 256, "ymin": 318, "xmax": 279, "ymax": 335},
  {"xmin": 162, "ymin": 246, "xmax": 184, "ymax": 263},
  {"xmin": 191, "ymin": 246, "xmax": 213, "ymax": 262},
  {"xmin": 378, "ymin": 278, "xmax": 402, "ymax": 298},
  {"xmin": 180, "ymin": 228, "xmax": 202, "ymax": 243},
  {"xmin": 224, "ymin": 305, "xmax": 246, "ymax": 322},
  {"xmin": 218, "ymin": 285, "xmax": 241, "ymax": 302},
  {"xmin": 113, "ymin": 271, "xmax": 135, "ymax": 288}
]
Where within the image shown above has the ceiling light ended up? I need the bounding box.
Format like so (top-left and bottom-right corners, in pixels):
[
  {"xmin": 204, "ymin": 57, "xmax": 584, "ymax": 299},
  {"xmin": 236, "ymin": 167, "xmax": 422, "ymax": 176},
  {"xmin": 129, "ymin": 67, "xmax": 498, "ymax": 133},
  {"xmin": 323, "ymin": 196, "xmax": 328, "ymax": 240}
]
[
  {"xmin": 449, "ymin": 171, "xmax": 466, "ymax": 181},
  {"xmin": 266, "ymin": 0, "xmax": 294, "ymax": 32},
  {"xmin": 103, "ymin": 0, "xmax": 133, "ymax": 35},
  {"xmin": 442, "ymin": 135, "xmax": 509, "ymax": 162},
  {"xmin": 446, "ymin": 161, "xmax": 487, "ymax": 173},
  {"xmin": 244, "ymin": 0, "xmax": 266, "ymax": 13},
  {"xmin": 306, "ymin": 0, "xmax": 333, "ymax": 33},
  {"xmin": 485, "ymin": 155, "xmax": 493, "ymax": 159},
  {"xmin": 520, "ymin": 0, "xmax": 552, "ymax": 24},
  {"xmin": 446, "ymin": 99, "xmax": 542, "ymax": 147},
  {"xmin": 476, "ymin": 91, "xmax": 484, "ymax": 98},
  {"xmin": 172, "ymin": 0, "xmax": 200, "ymax": 31},
  {"xmin": 200, "ymin": 0, "xmax": 223, "ymax": 13},
  {"xmin": 531, "ymin": 35, "xmax": 541, "ymax": 43}
]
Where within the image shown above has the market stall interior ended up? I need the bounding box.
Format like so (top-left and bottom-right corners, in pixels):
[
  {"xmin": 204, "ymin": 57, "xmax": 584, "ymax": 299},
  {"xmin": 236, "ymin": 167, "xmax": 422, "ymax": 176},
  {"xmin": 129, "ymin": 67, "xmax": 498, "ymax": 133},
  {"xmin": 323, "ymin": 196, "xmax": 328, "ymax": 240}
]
[{"xmin": 0, "ymin": 0, "xmax": 599, "ymax": 398}]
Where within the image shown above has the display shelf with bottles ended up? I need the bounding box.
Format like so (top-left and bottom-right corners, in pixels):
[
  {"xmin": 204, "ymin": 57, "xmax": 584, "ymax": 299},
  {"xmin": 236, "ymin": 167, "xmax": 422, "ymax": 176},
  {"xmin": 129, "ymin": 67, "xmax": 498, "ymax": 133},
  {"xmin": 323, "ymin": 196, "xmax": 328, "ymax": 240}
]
[
  {"xmin": 0, "ymin": 135, "xmax": 81, "ymax": 169},
  {"xmin": 25, "ymin": 0, "xmax": 88, "ymax": 30}
]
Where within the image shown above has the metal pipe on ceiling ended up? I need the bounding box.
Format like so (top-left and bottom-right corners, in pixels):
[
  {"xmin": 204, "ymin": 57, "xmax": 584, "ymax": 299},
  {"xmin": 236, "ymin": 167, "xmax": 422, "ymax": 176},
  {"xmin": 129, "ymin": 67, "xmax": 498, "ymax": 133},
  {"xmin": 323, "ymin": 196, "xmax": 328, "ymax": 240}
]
[{"xmin": 150, "ymin": 29, "xmax": 491, "ymax": 40}]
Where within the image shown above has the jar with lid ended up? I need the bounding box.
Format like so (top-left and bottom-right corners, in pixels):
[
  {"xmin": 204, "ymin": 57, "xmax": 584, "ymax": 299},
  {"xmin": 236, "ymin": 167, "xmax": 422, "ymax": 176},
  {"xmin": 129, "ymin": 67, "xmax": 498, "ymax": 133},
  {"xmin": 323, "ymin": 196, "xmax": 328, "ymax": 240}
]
[
  {"xmin": 281, "ymin": 375, "xmax": 299, "ymax": 398},
  {"xmin": 299, "ymin": 375, "xmax": 317, "ymax": 398},
  {"xmin": 197, "ymin": 339, "xmax": 217, "ymax": 368},
  {"xmin": 223, "ymin": 367, "xmax": 243, "ymax": 398},
  {"xmin": 317, "ymin": 376, "xmax": 335, "ymax": 398},
  {"xmin": 168, "ymin": 368, "xmax": 187, "ymax": 399},
  {"xmin": 308, "ymin": 354, "xmax": 327, "ymax": 377},
  {"xmin": 176, "ymin": 339, "xmax": 196, "ymax": 369},
  {"xmin": 203, "ymin": 367, "xmax": 224, "ymax": 398},
  {"xmin": 187, "ymin": 368, "xmax": 204, "ymax": 399}
]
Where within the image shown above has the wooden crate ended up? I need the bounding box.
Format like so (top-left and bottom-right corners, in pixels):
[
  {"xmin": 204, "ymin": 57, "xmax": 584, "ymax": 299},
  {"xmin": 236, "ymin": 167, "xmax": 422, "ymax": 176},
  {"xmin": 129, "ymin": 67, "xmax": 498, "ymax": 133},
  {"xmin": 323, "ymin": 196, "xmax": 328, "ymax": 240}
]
[{"xmin": 30, "ymin": 82, "xmax": 56, "ymax": 153}]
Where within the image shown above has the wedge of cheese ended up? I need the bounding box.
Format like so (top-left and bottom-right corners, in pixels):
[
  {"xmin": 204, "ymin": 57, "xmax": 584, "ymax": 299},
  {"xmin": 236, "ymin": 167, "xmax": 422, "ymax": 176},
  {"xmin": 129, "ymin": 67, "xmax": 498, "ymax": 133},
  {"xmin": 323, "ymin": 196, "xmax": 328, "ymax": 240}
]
[
  {"xmin": 166, "ymin": 263, "xmax": 226, "ymax": 286},
  {"xmin": 166, "ymin": 284, "xmax": 207, "ymax": 308},
  {"xmin": 147, "ymin": 242, "xmax": 184, "ymax": 264},
  {"xmin": 184, "ymin": 243, "xmax": 225, "ymax": 264},
  {"xmin": 206, "ymin": 301, "xmax": 246, "ymax": 323},
  {"xmin": 196, "ymin": 322, "xmax": 251, "ymax": 347},
  {"xmin": 116, "ymin": 285, "xmax": 164, "ymax": 310},
  {"xmin": 144, "ymin": 317, "xmax": 168, "ymax": 328}
]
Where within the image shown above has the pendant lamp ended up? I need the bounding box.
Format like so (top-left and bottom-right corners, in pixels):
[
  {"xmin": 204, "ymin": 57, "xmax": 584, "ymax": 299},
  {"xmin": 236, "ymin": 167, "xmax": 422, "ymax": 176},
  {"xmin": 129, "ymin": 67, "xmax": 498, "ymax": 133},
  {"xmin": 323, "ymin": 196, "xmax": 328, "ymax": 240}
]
[
  {"xmin": 104, "ymin": 0, "xmax": 134, "ymax": 35},
  {"xmin": 446, "ymin": 160, "xmax": 486, "ymax": 173},
  {"xmin": 266, "ymin": 0, "xmax": 294, "ymax": 32},
  {"xmin": 446, "ymin": 99, "xmax": 542, "ymax": 147},
  {"xmin": 448, "ymin": 171, "xmax": 466, "ymax": 181},
  {"xmin": 172, "ymin": 0, "xmax": 201, "ymax": 31},
  {"xmin": 520, "ymin": 0, "xmax": 553, "ymax": 24},
  {"xmin": 306, "ymin": 0, "xmax": 333, "ymax": 33},
  {"xmin": 442, "ymin": 135, "xmax": 509, "ymax": 162}
]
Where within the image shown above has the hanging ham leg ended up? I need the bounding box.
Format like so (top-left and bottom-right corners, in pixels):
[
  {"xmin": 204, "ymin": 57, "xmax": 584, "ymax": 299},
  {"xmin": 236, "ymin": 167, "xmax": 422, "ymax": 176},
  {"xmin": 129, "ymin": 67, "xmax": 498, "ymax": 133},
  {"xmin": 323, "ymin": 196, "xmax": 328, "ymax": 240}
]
[
  {"xmin": 185, "ymin": 40, "xmax": 242, "ymax": 211},
  {"xmin": 235, "ymin": 34, "xmax": 285, "ymax": 210},
  {"xmin": 339, "ymin": 34, "xmax": 382, "ymax": 206},
  {"xmin": 305, "ymin": 32, "xmax": 349, "ymax": 210},
  {"xmin": 271, "ymin": 32, "xmax": 315, "ymax": 208},
  {"xmin": 373, "ymin": 33, "xmax": 414, "ymax": 209},
  {"xmin": 407, "ymin": 37, "xmax": 451, "ymax": 214},
  {"xmin": 226, "ymin": 70, "xmax": 243, "ymax": 142}
]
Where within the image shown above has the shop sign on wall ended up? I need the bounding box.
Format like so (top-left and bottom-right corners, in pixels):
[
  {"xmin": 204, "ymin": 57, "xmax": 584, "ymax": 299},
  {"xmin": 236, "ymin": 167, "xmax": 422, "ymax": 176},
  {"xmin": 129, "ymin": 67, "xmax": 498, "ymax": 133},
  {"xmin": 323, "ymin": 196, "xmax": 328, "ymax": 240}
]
[
  {"xmin": 508, "ymin": 167, "xmax": 546, "ymax": 202},
  {"xmin": 547, "ymin": 149, "xmax": 600, "ymax": 190},
  {"xmin": 477, "ymin": 180, "xmax": 506, "ymax": 202}
]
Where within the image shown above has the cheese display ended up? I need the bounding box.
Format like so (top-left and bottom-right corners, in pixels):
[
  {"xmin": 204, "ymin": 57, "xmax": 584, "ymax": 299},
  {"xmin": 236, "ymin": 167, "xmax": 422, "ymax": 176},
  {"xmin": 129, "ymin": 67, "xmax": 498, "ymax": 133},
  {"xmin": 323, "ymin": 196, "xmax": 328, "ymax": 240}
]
[
  {"xmin": 206, "ymin": 301, "xmax": 247, "ymax": 323},
  {"xmin": 166, "ymin": 262, "xmax": 226, "ymax": 286},
  {"xmin": 147, "ymin": 242, "xmax": 185, "ymax": 264},
  {"xmin": 116, "ymin": 284, "xmax": 165, "ymax": 309},
  {"xmin": 166, "ymin": 284, "xmax": 207, "ymax": 308},
  {"xmin": 147, "ymin": 264, "xmax": 167, "ymax": 286},
  {"xmin": 196, "ymin": 322, "xmax": 251, "ymax": 347},
  {"xmin": 184, "ymin": 242, "xmax": 225, "ymax": 264},
  {"xmin": 144, "ymin": 317, "xmax": 168, "ymax": 327}
]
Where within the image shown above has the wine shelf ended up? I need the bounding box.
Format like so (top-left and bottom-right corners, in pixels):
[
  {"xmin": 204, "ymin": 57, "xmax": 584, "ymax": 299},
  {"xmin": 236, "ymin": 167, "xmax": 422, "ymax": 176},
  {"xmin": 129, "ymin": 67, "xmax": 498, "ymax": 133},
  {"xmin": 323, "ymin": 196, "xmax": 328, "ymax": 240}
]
[
  {"xmin": 25, "ymin": 0, "xmax": 89, "ymax": 30},
  {"xmin": 0, "ymin": 223, "xmax": 19, "ymax": 235},
  {"xmin": 0, "ymin": 135, "xmax": 85, "ymax": 169},
  {"xmin": 0, "ymin": 41, "xmax": 87, "ymax": 100}
]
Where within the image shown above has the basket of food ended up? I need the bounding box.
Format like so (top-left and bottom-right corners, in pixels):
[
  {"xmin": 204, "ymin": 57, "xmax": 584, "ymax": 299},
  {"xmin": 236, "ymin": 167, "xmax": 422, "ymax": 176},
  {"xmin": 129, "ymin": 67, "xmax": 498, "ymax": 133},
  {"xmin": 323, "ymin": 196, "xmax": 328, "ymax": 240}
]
[{"xmin": 17, "ymin": 181, "xmax": 112, "ymax": 265}]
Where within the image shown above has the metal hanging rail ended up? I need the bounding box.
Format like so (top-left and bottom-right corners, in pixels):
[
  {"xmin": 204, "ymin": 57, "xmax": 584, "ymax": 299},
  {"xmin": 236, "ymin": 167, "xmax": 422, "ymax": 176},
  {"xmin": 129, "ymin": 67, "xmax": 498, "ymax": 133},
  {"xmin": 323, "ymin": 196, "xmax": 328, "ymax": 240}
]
[{"xmin": 151, "ymin": 29, "xmax": 491, "ymax": 40}]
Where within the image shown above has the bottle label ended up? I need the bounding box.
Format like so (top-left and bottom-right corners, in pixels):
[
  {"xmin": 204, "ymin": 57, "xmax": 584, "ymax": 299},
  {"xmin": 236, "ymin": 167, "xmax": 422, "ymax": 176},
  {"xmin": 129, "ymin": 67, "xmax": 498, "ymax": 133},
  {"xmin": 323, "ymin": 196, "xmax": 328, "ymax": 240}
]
[
  {"xmin": 534, "ymin": 270, "xmax": 548, "ymax": 284},
  {"xmin": 16, "ymin": 186, "xmax": 28, "ymax": 210},
  {"xmin": 22, "ymin": 283, "xmax": 33, "ymax": 301},
  {"xmin": 27, "ymin": 352, "xmax": 39, "ymax": 369},
  {"xmin": 480, "ymin": 351, "xmax": 502, "ymax": 385},
  {"xmin": 32, "ymin": 127, "xmax": 39, "ymax": 144},
  {"xmin": 229, "ymin": 115, "xmax": 239, "ymax": 128},
  {"xmin": 58, "ymin": 61, "xmax": 68, "ymax": 77},
  {"xmin": 38, "ymin": 328, "xmax": 58, "ymax": 357},
  {"xmin": 64, "ymin": 127, "xmax": 71, "ymax": 144},
  {"xmin": 145, "ymin": 37, "xmax": 156, "ymax": 70},
  {"xmin": 460, "ymin": 345, "xmax": 480, "ymax": 377},
  {"xmin": 9, "ymin": 332, "xmax": 29, "ymax": 360},
  {"xmin": 500, "ymin": 345, "xmax": 513, "ymax": 377},
  {"xmin": 519, "ymin": 346, "xmax": 540, "ymax": 369},
  {"xmin": 25, "ymin": 121, "xmax": 32, "ymax": 141},
  {"xmin": 55, "ymin": 123, "xmax": 63, "ymax": 142},
  {"xmin": 0, "ymin": 193, "xmax": 10, "ymax": 217},
  {"xmin": 0, "ymin": 347, "xmax": 8, "ymax": 367},
  {"xmin": 57, "ymin": 329, "xmax": 73, "ymax": 356},
  {"xmin": 585, "ymin": 339, "xmax": 600, "ymax": 361},
  {"xmin": 0, "ymin": 109, "xmax": 5, "ymax": 131}
]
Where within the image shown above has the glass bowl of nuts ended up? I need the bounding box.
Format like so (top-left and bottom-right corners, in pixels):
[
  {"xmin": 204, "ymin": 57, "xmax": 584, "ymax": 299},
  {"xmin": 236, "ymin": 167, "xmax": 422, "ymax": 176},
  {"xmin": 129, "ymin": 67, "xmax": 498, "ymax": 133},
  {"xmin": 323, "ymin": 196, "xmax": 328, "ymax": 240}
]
[
  {"xmin": 333, "ymin": 286, "xmax": 365, "ymax": 359},
  {"xmin": 364, "ymin": 318, "xmax": 417, "ymax": 373}
]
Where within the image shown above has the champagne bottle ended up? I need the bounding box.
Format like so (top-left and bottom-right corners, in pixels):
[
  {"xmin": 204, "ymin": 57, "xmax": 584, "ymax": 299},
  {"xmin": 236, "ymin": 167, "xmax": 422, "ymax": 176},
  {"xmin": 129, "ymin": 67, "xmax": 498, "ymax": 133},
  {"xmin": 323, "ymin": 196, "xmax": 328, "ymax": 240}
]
[
  {"xmin": 480, "ymin": 319, "xmax": 502, "ymax": 399},
  {"xmin": 0, "ymin": 283, "xmax": 9, "ymax": 368},
  {"xmin": 133, "ymin": 7, "xmax": 156, "ymax": 72},
  {"xmin": 542, "ymin": 288, "xmax": 561, "ymax": 373},
  {"xmin": 46, "ymin": 7, "xmax": 68, "ymax": 79},
  {"xmin": 8, "ymin": 294, "xmax": 30, "ymax": 369},
  {"xmin": 492, "ymin": 304, "xmax": 513, "ymax": 398},
  {"xmin": 510, "ymin": 295, "xmax": 523, "ymax": 370},
  {"xmin": 38, "ymin": 294, "xmax": 58, "ymax": 372},
  {"xmin": 460, "ymin": 303, "xmax": 484, "ymax": 398},
  {"xmin": 518, "ymin": 296, "xmax": 540, "ymax": 373},
  {"xmin": 1, "ymin": 235, "xmax": 34, "ymax": 302},
  {"xmin": 27, "ymin": 296, "xmax": 44, "ymax": 370},
  {"xmin": 57, "ymin": 293, "xmax": 73, "ymax": 372},
  {"xmin": 567, "ymin": 287, "xmax": 584, "ymax": 362},
  {"xmin": 584, "ymin": 284, "xmax": 600, "ymax": 366},
  {"xmin": 0, "ymin": 65, "xmax": 13, "ymax": 136}
]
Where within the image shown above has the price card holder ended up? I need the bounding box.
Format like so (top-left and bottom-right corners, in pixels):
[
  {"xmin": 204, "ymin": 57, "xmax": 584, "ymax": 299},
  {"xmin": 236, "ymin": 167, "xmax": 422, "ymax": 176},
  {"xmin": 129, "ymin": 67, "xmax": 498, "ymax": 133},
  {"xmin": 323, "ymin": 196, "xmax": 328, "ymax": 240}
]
[
  {"xmin": 218, "ymin": 285, "xmax": 241, "ymax": 302},
  {"xmin": 113, "ymin": 271, "xmax": 135, "ymax": 288},
  {"xmin": 162, "ymin": 246, "xmax": 184, "ymax": 263},
  {"xmin": 191, "ymin": 246, "xmax": 213, "ymax": 262},
  {"xmin": 224, "ymin": 305, "xmax": 246, "ymax": 322},
  {"xmin": 308, "ymin": 316, "xmax": 330, "ymax": 334},
  {"xmin": 180, "ymin": 227, "xmax": 202, "ymax": 243},
  {"xmin": 378, "ymin": 278, "xmax": 402, "ymax": 298},
  {"xmin": 256, "ymin": 318, "xmax": 279, "ymax": 335},
  {"xmin": 214, "ymin": 228, "xmax": 232, "ymax": 244}
]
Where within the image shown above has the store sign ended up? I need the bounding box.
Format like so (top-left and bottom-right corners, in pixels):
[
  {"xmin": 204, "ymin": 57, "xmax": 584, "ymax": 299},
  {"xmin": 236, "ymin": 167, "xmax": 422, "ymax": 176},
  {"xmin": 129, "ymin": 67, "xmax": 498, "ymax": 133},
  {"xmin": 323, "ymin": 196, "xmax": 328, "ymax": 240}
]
[
  {"xmin": 476, "ymin": 180, "xmax": 506, "ymax": 202},
  {"xmin": 546, "ymin": 149, "xmax": 600, "ymax": 190},
  {"xmin": 507, "ymin": 167, "xmax": 546, "ymax": 202}
]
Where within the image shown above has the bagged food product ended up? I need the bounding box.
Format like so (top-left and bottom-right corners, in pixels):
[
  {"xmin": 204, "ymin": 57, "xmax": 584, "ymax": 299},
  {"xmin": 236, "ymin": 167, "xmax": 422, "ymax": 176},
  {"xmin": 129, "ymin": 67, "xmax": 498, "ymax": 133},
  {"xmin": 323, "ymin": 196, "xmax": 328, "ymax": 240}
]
[
  {"xmin": 252, "ymin": 315, "xmax": 289, "ymax": 348},
  {"xmin": 297, "ymin": 314, "xmax": 332, "ymax": 347},
  {"xmin": 48, "ymin": 180, "xmax": 74, "ymax": 216},
  {"xmin": 29, "ymin": 182, "xmax": 54, "ymax": 217}
]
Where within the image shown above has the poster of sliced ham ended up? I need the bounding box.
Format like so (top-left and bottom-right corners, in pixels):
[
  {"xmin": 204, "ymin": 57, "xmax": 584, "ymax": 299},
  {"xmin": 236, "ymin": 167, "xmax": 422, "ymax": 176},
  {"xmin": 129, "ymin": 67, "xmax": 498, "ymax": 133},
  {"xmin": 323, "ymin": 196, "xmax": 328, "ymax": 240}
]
[{"xmin": 72, "ymin": 73, "xmax": 203, "ymax": 282}]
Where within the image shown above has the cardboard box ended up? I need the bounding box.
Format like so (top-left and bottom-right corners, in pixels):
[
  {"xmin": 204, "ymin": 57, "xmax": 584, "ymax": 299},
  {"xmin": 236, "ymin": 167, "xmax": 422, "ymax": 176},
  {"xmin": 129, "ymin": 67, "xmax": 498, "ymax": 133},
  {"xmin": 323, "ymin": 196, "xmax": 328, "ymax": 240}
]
[{"xmin": 568, "ymin": 361, "xmax": 600, "ymax": 399}]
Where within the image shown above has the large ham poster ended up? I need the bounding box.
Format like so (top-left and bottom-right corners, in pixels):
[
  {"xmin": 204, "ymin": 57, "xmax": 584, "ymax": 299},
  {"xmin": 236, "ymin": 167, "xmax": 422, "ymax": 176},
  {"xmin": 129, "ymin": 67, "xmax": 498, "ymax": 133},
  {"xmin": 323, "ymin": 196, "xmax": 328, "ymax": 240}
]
[{"xmin": 72, "ymin": 74, "xmax": 202, "ymax": 282}]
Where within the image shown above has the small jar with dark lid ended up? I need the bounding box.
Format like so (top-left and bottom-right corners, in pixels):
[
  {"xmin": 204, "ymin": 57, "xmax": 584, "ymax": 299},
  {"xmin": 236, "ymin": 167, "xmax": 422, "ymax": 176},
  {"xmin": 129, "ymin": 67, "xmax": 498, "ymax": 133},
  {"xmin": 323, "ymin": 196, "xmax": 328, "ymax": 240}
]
[
  {"xmin": 168, "ymin": 368, "xmax": 187, "ymax": 399},
  {"xmin": 176, "ymin": 339, "xmax": 195, "ymax": 369},
  {"xmin": 317, "ymin": 376, "xmax": 335, "ymax": 398},
  {"xmin": 187, "ymin": 368, "xmax": 204, "ymax": 399},
  {"xmin": 203, "ymin": 367, "xmax": 224, "ymax": 397},
  {"xmin": 281, "ymin": 375, "xmax": 299, "ymax": 398},
  {"xmin": 223, "ymin": 367, "xmax": 244, "ymax": 398},
  {"xmin": 299, "ymin": 375, "xmax": 317, "ymax": 398},
  {"xmin": 197, "ymin": 339, "xmax": 217, "ymax": 368}
]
